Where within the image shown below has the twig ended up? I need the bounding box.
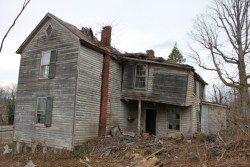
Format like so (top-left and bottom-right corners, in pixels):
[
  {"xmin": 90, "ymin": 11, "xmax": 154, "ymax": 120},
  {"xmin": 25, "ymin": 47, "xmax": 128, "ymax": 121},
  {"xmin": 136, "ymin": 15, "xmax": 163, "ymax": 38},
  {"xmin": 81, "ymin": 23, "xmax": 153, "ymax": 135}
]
[
  {"xmin": 235, "ymin": 148, "xmax": 250, "ymax": 152},
  {"xmin": 215, "ymin": 149, "xmax": 226, "ymax": 166},
  {"xmin": 0, "ymin": 0, "xmax": 31, "ymax": 53},
  {"xmin": 217, "ymin": 131, "xmax": 226, "ymax": 145},
  {"xmin": 146, "ymin": 147, "xmax": 165, "ymax": 159},
  {"xmin": 79, "ymin": 158, "xmax": 92, "ymax": 167}
]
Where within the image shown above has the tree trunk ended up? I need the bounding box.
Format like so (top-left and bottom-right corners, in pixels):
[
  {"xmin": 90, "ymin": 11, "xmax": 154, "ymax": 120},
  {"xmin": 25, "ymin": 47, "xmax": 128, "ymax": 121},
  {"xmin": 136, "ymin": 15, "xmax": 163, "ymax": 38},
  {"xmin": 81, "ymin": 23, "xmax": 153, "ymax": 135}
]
[{"xmin": 239, "ymin": 85, "xmax": 249, "ymax": 115}]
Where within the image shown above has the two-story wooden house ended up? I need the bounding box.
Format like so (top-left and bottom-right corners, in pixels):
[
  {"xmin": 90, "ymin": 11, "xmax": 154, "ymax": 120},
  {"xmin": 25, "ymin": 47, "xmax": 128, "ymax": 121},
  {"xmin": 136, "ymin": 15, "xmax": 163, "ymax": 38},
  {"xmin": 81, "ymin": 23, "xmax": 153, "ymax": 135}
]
[{"xmin": 14, "ymin": 13, "xmax": 207, "ymax": 151}]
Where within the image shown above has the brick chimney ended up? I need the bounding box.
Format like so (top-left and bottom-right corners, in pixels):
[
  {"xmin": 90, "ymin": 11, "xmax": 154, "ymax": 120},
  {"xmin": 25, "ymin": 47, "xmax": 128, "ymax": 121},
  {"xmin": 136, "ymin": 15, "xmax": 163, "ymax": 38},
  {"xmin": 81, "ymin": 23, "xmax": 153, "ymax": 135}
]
[
  {"xmin": 99, "ymin": 26, "xmax": 112, "ymax": 136},
  {"xmin": 146, "ymin": 50, "xmax": 155, "ymax": 59},
  {"xmin": 101, "ymin": 26, "xmax": 112, "ymax": 48}
]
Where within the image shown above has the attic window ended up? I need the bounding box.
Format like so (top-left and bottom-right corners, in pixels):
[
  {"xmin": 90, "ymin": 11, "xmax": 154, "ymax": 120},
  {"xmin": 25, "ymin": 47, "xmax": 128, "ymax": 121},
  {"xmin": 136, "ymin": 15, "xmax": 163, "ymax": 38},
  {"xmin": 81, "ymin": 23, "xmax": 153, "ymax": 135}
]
[{"xmin": 46, "ymin": 25, "xmax": 53, "ymax": 36}]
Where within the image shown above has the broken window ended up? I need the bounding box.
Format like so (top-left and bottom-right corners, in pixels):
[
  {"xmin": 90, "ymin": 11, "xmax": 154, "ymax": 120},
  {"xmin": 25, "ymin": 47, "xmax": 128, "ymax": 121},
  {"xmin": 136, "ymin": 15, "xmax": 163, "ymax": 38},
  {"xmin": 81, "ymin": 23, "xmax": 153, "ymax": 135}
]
[
  {"xmin": 40, "ymin": 50, "xmax": 57, "ymax": 79},
  {"xmin": 168, "ymin": 110, "xmax": 180, "ymax": 131},
  {"xmin": 134, "ymin": 64, "xmax": 147, "ymax": 88},
  {"xmin": 36, "ymin": 97, "xmax": 53, "ymax": 127}
]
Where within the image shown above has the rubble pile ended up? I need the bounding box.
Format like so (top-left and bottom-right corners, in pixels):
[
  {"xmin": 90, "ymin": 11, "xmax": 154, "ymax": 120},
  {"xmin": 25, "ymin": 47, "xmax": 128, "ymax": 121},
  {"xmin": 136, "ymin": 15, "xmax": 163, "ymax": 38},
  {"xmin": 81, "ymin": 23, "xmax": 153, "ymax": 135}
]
[{"xmin": 0, "ymin": 128, "xmax": 250, "ymax": 166}]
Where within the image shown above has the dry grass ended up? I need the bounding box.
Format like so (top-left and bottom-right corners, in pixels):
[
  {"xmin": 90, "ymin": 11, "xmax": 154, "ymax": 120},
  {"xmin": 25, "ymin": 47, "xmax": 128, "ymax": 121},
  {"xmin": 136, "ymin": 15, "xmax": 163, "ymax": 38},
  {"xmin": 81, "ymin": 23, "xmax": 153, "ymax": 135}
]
[{"xmin": 1, "ymin": 111, "xmax": 250, "ymax": 166}]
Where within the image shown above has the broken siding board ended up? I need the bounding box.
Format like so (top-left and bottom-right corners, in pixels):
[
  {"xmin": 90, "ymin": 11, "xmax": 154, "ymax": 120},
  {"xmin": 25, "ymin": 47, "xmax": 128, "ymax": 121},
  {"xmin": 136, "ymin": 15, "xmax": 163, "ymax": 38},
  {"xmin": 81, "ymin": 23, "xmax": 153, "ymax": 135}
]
[
  {"xmin": 74, "ymin": 45, "xmax": 103, "ymax": 145},
  {"xmin": 14, "ymin": 18, "xmax": 79, "ymax": 150}
]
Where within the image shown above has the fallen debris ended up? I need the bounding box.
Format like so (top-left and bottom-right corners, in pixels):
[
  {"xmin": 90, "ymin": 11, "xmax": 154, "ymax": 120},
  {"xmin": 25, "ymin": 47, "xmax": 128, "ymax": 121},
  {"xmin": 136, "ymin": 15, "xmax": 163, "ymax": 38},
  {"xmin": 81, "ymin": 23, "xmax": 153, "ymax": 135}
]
[
  {"xmin": 166, "ymin": 132, "xmax": 184, "ymax": 140},
  {"xmin": 110, "ymin": 126, "xmax": 122, "ymax": 137},
  {"xmin": 146, "ymin": 147, "xmax": 165, "ymax": 159},
  {"xmin": 0, "ymin": 128, "xmax": 250, "ymax": 167},
  {"xmin": 130, "ymin": 153, "xmax": 163, "ymax": 167},
  {"xmin": 79, "ymin": 158, "xmax": 92, "ymax": 167},
  {"xmin": 122, "ymin": 131, "xmax": 136, "ymax": 137},
  {"xmin": 142, "ymin": 132, "xmax": 150, "ymax": 139},
  {"xmin": 24, "ymin": 160, "xmax": 36, "ymax": 167},
  {"xmin": 3, "ymin": 145, "xmax": 12, "ymax": 154}
]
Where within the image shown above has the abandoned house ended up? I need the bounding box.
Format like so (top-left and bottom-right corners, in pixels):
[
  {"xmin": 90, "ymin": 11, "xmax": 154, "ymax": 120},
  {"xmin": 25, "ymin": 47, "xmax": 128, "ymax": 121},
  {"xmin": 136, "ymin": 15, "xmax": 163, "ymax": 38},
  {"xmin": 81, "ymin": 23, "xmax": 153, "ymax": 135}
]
[{"xmin": 14, "ymin": 13, "xmax": 226, "ymax": 151}]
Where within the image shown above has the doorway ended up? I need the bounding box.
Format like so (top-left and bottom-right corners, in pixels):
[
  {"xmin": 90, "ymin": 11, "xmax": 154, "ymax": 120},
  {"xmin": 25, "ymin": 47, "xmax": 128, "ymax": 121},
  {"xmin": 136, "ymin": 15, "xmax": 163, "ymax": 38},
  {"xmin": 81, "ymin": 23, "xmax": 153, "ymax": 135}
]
[{"xmin": 146, "ymin": 109, "xmax": 156, "ymax": 135}]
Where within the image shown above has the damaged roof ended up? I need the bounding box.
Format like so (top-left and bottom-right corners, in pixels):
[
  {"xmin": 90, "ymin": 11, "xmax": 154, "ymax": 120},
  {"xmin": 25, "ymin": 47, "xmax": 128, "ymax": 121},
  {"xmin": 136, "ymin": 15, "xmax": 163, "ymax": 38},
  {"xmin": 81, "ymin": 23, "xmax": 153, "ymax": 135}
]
[
  {"xmin": 16, "ymin": 13, "xmax": 110, "ymax": 54},
  {"xmin": 16, "ymin": 13, "xmax": 207, "ymax": 85},
  {"xmin": 121, "ymin": 52, "xmax": 207, "ymax": 85}
]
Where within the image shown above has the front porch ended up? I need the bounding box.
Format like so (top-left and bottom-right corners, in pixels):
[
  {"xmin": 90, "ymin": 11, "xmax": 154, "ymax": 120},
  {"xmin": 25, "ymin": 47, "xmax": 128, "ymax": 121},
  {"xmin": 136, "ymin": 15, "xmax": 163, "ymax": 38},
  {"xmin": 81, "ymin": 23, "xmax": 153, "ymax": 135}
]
[{"xmin": 125, "ymin": 100, "xmax": 196, "ymax": 136}]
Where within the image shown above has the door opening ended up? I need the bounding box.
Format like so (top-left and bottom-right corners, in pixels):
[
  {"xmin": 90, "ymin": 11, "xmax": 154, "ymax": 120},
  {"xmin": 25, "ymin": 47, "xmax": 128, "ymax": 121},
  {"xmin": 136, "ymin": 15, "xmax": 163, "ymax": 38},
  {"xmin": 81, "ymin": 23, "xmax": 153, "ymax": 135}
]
[{"xmin": 146, "ymin": 109, "xmax": 156, "ymax": 135}]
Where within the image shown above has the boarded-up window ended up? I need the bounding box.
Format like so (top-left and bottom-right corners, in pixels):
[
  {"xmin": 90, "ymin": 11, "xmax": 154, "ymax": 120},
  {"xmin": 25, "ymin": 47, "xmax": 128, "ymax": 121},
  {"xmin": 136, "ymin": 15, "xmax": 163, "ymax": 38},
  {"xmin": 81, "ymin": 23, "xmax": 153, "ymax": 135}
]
[
  {"xmin": 134, "ymin": 64, "xmax": 147, "ymax": 88},
  {"xmin": 36, "ymin": 97, "xmax": 53, "ymax": 127},
  {"xmin": 168, "ymin": 110, "xmax": 180, "ymax": 131},
  {"xmin": 40, "ymin": 50, "xmax": 57, "ymax": 79}
]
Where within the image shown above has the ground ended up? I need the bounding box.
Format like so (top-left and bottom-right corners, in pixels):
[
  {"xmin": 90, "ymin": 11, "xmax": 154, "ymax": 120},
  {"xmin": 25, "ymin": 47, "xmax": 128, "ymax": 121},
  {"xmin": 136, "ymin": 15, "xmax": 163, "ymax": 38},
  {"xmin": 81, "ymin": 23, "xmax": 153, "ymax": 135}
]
[{"xmin": 1, "ymin": 129, "xmax": 250, "ymax": 167}]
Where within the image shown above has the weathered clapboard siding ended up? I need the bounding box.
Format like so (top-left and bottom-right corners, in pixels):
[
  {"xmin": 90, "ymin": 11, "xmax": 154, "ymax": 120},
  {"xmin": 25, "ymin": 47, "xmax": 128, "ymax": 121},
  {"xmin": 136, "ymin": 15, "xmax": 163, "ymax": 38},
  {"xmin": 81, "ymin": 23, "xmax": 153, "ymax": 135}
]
[
  {"xmin": 201, "ymin": 102, "xmax": 227, "ymax": 134},
  {"xmin": 180, "ymin": 107, "xmax": 192, "ymax": 133},
  {"xmin": 186, "ymin": 72, "xmax": 195, "ymax": 106},
  {"xmin": 190, "ymin": 80, "xmax": 201, "ymax": 132},
  {"xmin": 74, "ymin": 45, "xmax": 103, "ymax": 145},
  {"xmin": 122, "ymin": 62, "xmax": 189, "ymax": 106},
  {"xmin": 106, "ymin": 59, "xmax": 137, "ymax": 132},
  {"xmin": 14, "ymin": 18, "xmax": 79, "ymax": 150},
  {"xmin": 0, "ymin": 126, "xmax": 13, "ymax": 141}
]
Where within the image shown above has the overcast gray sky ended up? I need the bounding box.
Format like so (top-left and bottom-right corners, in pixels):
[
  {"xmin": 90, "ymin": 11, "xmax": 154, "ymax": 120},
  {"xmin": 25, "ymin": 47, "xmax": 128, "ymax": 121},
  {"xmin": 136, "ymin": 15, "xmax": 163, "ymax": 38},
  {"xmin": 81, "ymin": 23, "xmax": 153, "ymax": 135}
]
[{"xmin": 0, "ymin": 0, "xmax": 210, "ymax": 86}]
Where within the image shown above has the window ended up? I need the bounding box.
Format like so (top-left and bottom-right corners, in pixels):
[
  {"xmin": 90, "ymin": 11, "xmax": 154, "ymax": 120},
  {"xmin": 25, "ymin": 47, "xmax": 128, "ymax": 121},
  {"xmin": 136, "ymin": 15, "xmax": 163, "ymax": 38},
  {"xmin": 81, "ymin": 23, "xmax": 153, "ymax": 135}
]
[
  {"xmin": 168, "ymin": 110, "xmax": 180, "ymax": 131},
  {"xmin": 46, "ymin": 25, "xmax": 53, "ymax": 36},
  {"xmin": 40, "ymin": 51, "xmax": 51, "ymax": 78},
  {"xmin": 40, "ymin": 50, "xmax": 57, "ymax": 79},
  {"xmin": 134, "ymin": 64, "xmax": 147, "ymax": 88},
  {"xmin": 37, "ymin": 97, "xmax": 46, "ymax": 124},
  {"xmin": 36, "ymin": 97, "xmax": 53, "ymax": 127}
]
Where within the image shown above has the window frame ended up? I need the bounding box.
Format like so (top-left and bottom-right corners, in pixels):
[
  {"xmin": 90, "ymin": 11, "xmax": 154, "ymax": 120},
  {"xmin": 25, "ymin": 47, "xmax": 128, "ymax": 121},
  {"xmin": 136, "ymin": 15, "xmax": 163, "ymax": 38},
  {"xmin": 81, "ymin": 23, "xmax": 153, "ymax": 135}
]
[
  {"xmin": 39, "ymin": 51, "xmax": 51, "ymax": 79},
  {"xmin": 36, "ymin": 97, "xmax": 47, "ymax": 125},
  {"xmin": 134, "ymin": 63, "xmax": 148, "ymax": 89},
  {"xmin": 168, "ymin": 110, "xmax": 181, "ymax": 131}
]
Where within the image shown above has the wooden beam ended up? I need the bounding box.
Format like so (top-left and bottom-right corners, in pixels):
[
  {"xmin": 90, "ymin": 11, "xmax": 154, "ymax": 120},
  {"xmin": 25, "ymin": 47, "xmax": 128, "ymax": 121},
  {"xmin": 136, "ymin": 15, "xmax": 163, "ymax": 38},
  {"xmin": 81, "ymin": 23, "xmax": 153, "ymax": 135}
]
[{"xmin": 138, "ymin": 100, "xmax": 141, "ymax": 134}]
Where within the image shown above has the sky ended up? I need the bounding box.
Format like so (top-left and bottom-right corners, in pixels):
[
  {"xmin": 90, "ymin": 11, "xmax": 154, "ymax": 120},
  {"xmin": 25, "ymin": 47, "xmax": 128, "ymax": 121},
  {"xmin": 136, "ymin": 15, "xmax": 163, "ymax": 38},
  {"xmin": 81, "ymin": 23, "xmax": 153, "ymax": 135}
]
[{"xmin": 0, "ymin": 0, "xmax": 211, "ymax": 87}]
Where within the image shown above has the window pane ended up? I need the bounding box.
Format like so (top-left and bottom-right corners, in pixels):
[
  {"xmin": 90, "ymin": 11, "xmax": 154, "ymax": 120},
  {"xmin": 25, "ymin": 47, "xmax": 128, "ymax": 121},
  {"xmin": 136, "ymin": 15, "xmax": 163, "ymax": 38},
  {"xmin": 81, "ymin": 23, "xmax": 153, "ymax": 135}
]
[
  {"xmin": 135, "ymin": 77, "xmax": 145, "ymax": 88},
  {"xmin": 135, "ymin": 64, "xmax": 146, "ymax": 88},
  {"xmin": 37, "ymin": 98, "xmax": 46, "ymax": 124},
  {"xmin": 38, "ymin": 98, "xmax": 46, "ymax": 111},
  {"xmin": 40, "ymin": 65, "xmax": 49, "ymax": 78},
  {"xmin": 168, "ymin": 111, "xmax": 180, "ymax": 131},
  {"xmin": 41, "ymin": 52, "xmax": 51, "ymax": 65},
  {"xmin": 37, "ymin": 114, "xmax": 45, "ymax": 124},
  {"xmin": 136, "ymin": 65, "xmax": 146, "ymax": 76}
]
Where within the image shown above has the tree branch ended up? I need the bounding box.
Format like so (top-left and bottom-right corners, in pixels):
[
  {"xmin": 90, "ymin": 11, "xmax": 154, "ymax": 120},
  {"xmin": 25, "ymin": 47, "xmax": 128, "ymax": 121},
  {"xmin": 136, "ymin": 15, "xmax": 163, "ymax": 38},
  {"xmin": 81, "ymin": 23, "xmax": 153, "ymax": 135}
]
[{"xmin": 0, "ymin": 0, "xmax": 31, "ymax": 53}]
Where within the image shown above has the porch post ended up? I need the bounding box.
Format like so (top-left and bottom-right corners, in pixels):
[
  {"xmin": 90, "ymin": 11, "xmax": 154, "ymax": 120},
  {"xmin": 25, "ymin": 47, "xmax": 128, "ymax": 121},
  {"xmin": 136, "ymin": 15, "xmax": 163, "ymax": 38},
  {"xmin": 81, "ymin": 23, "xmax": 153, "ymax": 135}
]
[{"xmin": 138, "ymin": 100, "xmax": 141, "ymax": 134}]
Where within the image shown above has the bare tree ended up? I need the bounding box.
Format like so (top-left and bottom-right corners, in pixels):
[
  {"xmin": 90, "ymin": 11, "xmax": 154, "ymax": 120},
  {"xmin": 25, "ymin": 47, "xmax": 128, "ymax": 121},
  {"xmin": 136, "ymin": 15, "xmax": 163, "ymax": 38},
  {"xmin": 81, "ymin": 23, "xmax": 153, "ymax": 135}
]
[
  {"xmin": 0, "ymin": 0, "xmax": 31, "ymax": 53},
  {"xmin": 189, "ymin": 0, "xmax": 250, "ymax": 114},
  {"xmin": 0, "ymin": 84, "xmax": 17, "ymax": 125}
]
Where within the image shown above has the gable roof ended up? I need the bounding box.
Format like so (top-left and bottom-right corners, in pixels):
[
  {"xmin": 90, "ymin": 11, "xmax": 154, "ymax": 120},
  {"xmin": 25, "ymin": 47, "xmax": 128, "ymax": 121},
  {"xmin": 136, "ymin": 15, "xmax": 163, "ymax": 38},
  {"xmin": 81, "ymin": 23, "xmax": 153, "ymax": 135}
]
[{"xmin": 16, "ymin": 13, "xmax": 109, "ymax": 54}]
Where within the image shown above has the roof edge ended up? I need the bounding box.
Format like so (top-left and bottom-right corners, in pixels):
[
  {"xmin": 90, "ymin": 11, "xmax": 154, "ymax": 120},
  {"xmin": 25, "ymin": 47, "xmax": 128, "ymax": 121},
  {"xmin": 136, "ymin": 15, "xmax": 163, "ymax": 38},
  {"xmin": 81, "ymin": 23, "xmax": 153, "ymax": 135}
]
[{"xmin": 16, "ymin": 13, "xmax": 53, "ymax": 54}]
